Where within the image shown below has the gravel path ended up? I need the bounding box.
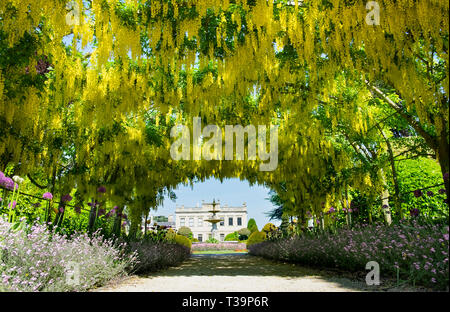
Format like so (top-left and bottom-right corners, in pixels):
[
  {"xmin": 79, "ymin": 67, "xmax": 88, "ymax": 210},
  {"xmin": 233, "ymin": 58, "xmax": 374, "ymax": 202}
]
[{"xmin": 94, "ymin": 254, "xmax": 421, "ymax": 292}]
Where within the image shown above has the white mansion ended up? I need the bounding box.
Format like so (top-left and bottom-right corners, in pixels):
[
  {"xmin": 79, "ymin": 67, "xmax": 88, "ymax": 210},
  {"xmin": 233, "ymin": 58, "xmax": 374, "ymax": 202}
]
[{"xmin": 172, "ymin": 201, "xmax": 248, "ymax": 242}]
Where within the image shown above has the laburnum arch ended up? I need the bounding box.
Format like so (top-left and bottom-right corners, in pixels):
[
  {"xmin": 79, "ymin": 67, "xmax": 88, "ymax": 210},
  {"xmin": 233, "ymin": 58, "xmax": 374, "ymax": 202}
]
[{"xmin": 0, "ymin": 0, "xmax": 448, "ymax": 234}]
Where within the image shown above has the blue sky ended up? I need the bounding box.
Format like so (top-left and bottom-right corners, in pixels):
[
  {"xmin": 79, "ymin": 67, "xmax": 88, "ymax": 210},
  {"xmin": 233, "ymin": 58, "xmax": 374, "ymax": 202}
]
[{"xmin": 155, "ymin": 178, "xmax": 281, "ymax": 228}]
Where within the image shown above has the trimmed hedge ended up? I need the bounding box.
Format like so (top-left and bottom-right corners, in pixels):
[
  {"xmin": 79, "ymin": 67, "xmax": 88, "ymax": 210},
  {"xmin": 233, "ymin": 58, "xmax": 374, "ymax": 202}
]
[
  {"xmin": 175, "ymin": 234, "xmax": 192, "ymax": 249},
  {"xmin": 246, "ymin": 231, "xmax": 266, "ymax": 247}
]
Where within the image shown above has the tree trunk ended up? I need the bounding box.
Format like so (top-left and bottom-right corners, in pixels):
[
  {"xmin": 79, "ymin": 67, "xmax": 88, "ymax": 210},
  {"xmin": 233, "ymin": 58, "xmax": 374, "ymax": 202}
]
[
  {"xmin": 380, "ymin": 169, "xmax": 392, "ymax": 225},
  {"xmin": 437, "ymin": 118, "xmax": 449, "ymax": 208},
  {"xmin": 88, "ymin": 197, "xmax": 97, "ymax": 233},
  {"xmin": 377, "ymin": 124, "xmax": 402, "ymax": 219},
  {"xmin": 112, "ymin": 207, "xmax": 123, "ymax": 237},
  {"xmin": 345, "ymin": 187, "xmax": 352, "ymax": 227}
]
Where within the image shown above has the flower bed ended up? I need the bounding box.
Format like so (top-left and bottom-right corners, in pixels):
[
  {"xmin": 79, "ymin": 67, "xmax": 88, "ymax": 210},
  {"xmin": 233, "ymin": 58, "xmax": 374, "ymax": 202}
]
[
  {"xmin": 0, "ymin": 218, "xmax": 137, "ymax": 291},
  {"xmin": 191, "ymin": 242, "xmax": 247, "ymax": 251},
  {"xmin": 248, "ymin": 220, "xmax": 449, "ymax": 290}
]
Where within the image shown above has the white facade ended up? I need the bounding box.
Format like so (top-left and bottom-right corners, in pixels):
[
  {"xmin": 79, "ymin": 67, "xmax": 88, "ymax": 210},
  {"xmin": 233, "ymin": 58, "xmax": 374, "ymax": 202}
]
[{"xmin": 175, "ymin": 201, "xmax": 247, "ymax": 242}]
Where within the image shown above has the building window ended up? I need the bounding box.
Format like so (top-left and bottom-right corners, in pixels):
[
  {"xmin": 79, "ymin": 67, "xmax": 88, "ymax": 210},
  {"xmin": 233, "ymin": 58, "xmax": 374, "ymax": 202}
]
[
  {"xmin": 237, "ymin": 217, "xmax": 242, "ymax": 226},
  {"xmin": 189, "ymin": 218, "xmax": 194, "ymax": 227},
  {"xmin": 220, "ymin": 217, "xmax": 224, "ymax": 226},
  {"xmin": 198, "ymin": 218, "xmax": 203, "ymax": 227},
  {"xmin": 228, "ymin": 217, "xmax": 233, "ymax": 226},
  {"xmin": 198, "ymin": 234, "xmax": 203, "ymax": 242},
  {"xmin": 180, "ymin": 218, "xmax": 185, "ymax": 227},
  {"xmin": 220, "ymin": 233, "xmax": 224, "ymax": 241}
]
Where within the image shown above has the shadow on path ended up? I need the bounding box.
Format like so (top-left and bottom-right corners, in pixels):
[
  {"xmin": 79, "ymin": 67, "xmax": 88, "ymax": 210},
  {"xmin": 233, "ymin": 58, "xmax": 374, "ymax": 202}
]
[{"xmin": 96, "ymin": 254, "xmax": 427, "ymax": 292}]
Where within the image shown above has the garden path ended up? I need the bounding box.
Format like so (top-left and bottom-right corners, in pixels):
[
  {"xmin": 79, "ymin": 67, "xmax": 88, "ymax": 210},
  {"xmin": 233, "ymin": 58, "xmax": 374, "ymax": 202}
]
[{"xmin": 94, "ymin": 254, "xmax": 421, "ymax": 292}]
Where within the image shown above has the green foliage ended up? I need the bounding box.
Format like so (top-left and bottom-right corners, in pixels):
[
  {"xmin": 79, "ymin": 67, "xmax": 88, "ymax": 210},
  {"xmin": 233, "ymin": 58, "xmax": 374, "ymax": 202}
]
[
  {"xmin": 165, "ymin": 228, "xmax": 176, "ymax": 241},
  {"xmin": 387, "ymin": 157, "xmax": 448, "ymax": 220},
  {"xmin": 247, "ymin": 218, "xmax": 258, "ymax": 233},
  {"xmin": 191, "ymin": 238, "xmax": 199, "ymax": 242},
  {"xmin": 174, "ymin": 234, "xmax": 192, "ymax": 249},
  {"xmin": 238, "ymin": 227, "xmax": 251, "ymax": 240},
  {"xmin": 224, "ymin": 231, "xmax": 239, "ymax": 241},
  {"xmin": 206, "ymin": 237, "xmax": 219, "ymax": 243},
  {"xmin": 177, "ymin": 226, "xmax": 192, "ymax": 237},
  {"xmin": 246, "ymin": 231, "xmax": 267, "ymax": 248},
  {"xmin": 280, "ymin": 215, "xmax": 289, "ymax": 236}
]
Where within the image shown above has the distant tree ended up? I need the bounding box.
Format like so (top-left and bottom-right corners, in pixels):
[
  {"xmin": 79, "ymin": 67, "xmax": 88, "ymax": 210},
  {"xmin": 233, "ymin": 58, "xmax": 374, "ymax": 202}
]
[
  {"xmin": 247, "ymin": 218, "xmax": 258, "ymax": 233},
  {"xmin": 177, "ymin": 226, "xmax": 192, "ymax": 237},
  {"xmin": 154, "ymin": 215, "xmax": 168, "ymax": 222},
  {"xmin": 265, "ymin": 189, "xmax": 284, "ymax": 221},
  {"xmin": 224, "ymin": 232, "xmax": 239, "ymax": 241},
  {"xmin": 262, "ymin": 223, "xmax": 277, "ymax": 234},
  {"xmin": 238, "ymin": 228, "xmax": 251, "ymax": 240}
]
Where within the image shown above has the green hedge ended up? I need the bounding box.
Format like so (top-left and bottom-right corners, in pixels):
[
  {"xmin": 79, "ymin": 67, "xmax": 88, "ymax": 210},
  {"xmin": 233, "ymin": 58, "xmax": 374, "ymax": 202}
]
[
  {"xmin": 246, "ymin": 231, "xmax": 266, "ymax": 248},
  {"xmin": 175, "ymin": 234, "xmax": 192, "ymax": 249}
]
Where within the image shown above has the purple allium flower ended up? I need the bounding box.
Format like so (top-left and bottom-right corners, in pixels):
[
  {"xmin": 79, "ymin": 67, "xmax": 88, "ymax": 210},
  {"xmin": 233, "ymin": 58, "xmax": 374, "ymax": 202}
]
[
  {"xmin": 427, "ymin": 191, "xmax": 434, "ymax": 197},
  {"xmin": 42, "ymin": 192, "xmax": 53, "ymax": 200},
  {"xmin": 410, "ymin": 208, "xmax": 420, "ymax": 217},
  {"xmin": 97, "ymin": 186, "xmax": 107, "ymax": 193},
  {"xmin": 413, "ymin": 189, "xmax": 423, "ymax": 197},
  {"xmin": 0, "ymin": 197, "xmax": 2, "ymax": 202},
  {"xmin": 61, "ymin": 194, "xmax": 72, "ymax": 202},
  {"xmin": 58, "ymin": 207, "xmax": 65, "ymax": 213},
  {"xmin": 74, "ymin": 206, "xmax": 81, "ymax": 214},
  {"xmin": 0, "ymin": 176, "xmax": 17, "ymax": 191},
  {"xmin": 438, "ymin": 188, "xmax": 446, "ymax": 194},
  {"xmin": 122, "ymin": 214, "xmax": 128, "ymax": 220},
  {"xmin": 8, "ymin": 201, "xmax": 16, "ymax": 209},
  {"xmin": 328, "ymin": 207, "xmax": 335, "ymax": 213}
]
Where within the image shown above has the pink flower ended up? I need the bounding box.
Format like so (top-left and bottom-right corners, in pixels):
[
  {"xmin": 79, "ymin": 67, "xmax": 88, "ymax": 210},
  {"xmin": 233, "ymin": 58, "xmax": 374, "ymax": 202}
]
[
  {"xmin": 8, "ymin": 201, "xmax": 16, "ymax": 209},
  {"xmin": 42, "ymin": 192, "xmax": 53, "ymax": 200}
]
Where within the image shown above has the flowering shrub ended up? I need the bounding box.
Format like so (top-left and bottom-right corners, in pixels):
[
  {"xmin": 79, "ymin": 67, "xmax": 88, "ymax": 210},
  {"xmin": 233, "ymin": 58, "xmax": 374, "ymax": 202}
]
[
  {"xmin": 0, "ymin": 218, "xmax": 137, "ymax": 292},
  {"xmin": 248, "ymin": 220, "xmax": 449, "ymax": 290},
  {"xmin": 191, "ymin": 242, "xmax": 247, "ymax": 251}
]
